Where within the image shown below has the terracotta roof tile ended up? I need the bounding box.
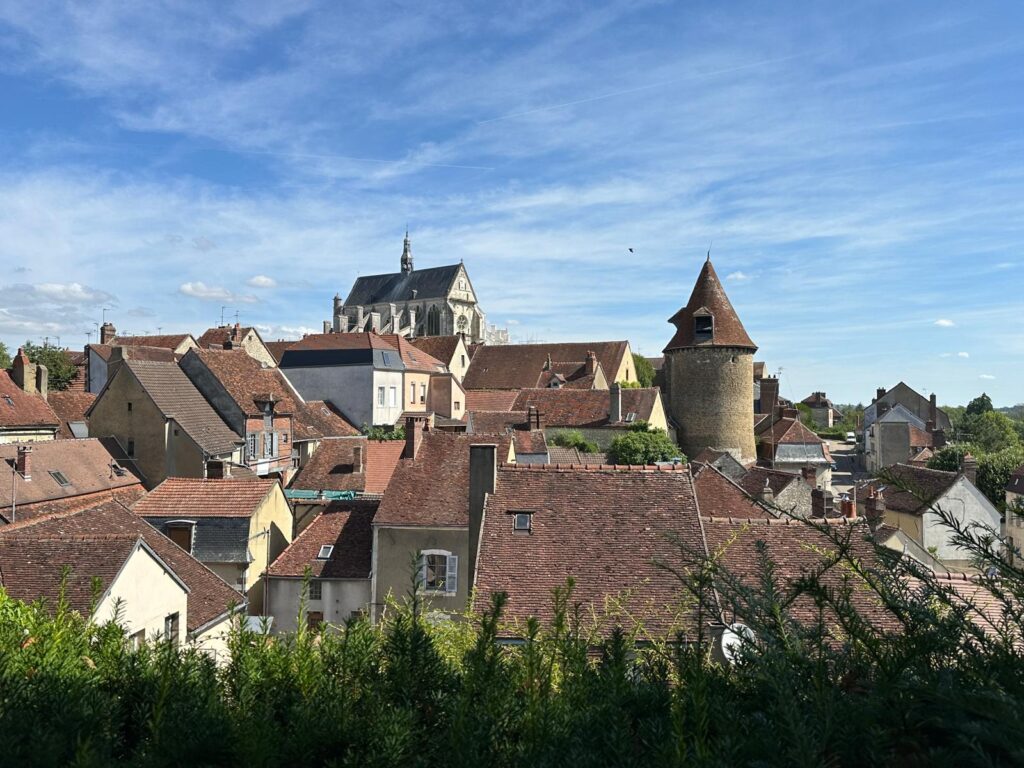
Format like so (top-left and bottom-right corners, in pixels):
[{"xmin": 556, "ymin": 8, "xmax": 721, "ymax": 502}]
[
  {"xmin": 48, "ymin": 391, "xmax": 96, "ymax": 439},
  {"xmin": 111, "ymin": 334, "xmax": 194, "ymax": 350},
  {"xmin": 693, "ymin": 463, "xmax": 774, "ymax": 519},
  {"xmin": 856, "ymin": 463, "xmax": 960, "ymax": 516},
  {"xmin": 196, "ymin": 325, "xmax": 260, "ymax": 349},
  {"xmin": 264, "ymin": 340, "xmax": 295, "ymax": 364},
  {"xmin": 466, "ymin": 410, "xmax": 527, "ymax": 433},
  {"xmin": 474, "ymin": 465, "xmax": 704, "ymax": 637},
  {"xmin": 510, "ymin": 388, "xmax": 660, "ymax": 428},
  {"xmin": 291, "ymin": 400, "xmax": 359, "ymax": 441},
  {"xmin": 464, "ymin": 341, "xmax": 629, "ymax": 390},
  {"xmin": 290, "ymin": 438, "xmax": 404, "ymax": 495},
  {"xmin": 0, "ymin": 499, "xmax": 243, "ymax": 630},
  {"xmin": 546, "ymin": 445, "xmax": 581, "ymax": 464},
  {"xmin": 664, "ymin": 259, "xmax": 756, "ymax": 352},
  {"xmin": 267, "ymin": 501, "xmax": 377, "ymax": 578},
  {"xmin": 408, "ymin": 336, "xmax": 463, "ymax": 364},
  {"xmin": 183, "ymin": 348, "xmax": 296, "ymax": 416},
  {"xmin": 464, "ymin": 390, "xmax": 519, "ymax": 413},
  {"xmin": 0, "ymin": 371, "xmax": 59, "ymax": 428},
  {"xmin": 377, "ymin": 334, "xmax": 447, "ymax": 373},
  {"xmin": 513, "ymin": 430, "xmax": 547, "ymax": 455},
  {"xmin": 132, "ymin": 477, "xmax": 278, "ymax": 518},
  {"xmin": 375, "ymin": 431, "xmax": 512, "ymax": 527},
  {"xmin": 736, "ymin": 466, "xmax": 801, "ymax": 497}
]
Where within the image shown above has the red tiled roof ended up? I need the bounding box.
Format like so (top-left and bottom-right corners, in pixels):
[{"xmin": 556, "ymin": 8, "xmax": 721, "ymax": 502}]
[
  {"xmin": 510, "ymin": 388, "xmax": 660, "ymax": 428},
  {"xmin": 702, "ymin": 517, "xmax": 897, "ymax": 630},
  {"xmin": 48, "ymin": 391, "xmax": 96, "ymax": 439},
  {"xmin": 0, "ymin": 371, "xmax": 59, "ymax": 429},
  {"xmin": 856, "ymin": 464, "xmax": 960, "ymax": 516},
  {"xmin": 464, "ymin": 390, "xmax": 518, "ymax": 413},
  {"xmin": 408, "ymin": 336, "xmax": 464, "ymax": 365},
  {"xmin": 1006, "ymin": 465, "xmax": 1024, "ymax": 495},
  {"xmin": 466, "ymin": 410, "xmax": 527, "ymax": 433},
  {"xmin": 375, "ymin": 431, "xmax": 512, "ymax": 527},
  {"xmin": 196, "ymin": 325, "xmax": 260, "ymax": 349},
  {"xmin": 546, "ymin": 445, "xmax": 581, "ymax": 465},
  {"xmin": 264, "ymin": 340, "xmax": 296, "ymax": 363},
  {"xmin": 0, "ymin": 438, "xmax": 143, "ymax": 515},
  {"xmin": 513, "ymin": 430, "xmax": 547, "ymax": 455},
  {"xmin": 291, "ymin": 400, "xmax": 359, "ymax": 441},
  {"xmin": 0, "ymin": 499, "xmax": 243, "ymax": 630},
  {"xmin": 473, "ymin": 464, "xmax": 703, "ymax": 637},
  {"xmin": 288, "ymin": 332, "xmax": 397, "ymax": 352},
  {"xmin": 693, "ymin": 463, "xmax": 774, "ymax": 519},
  {"xmin": 758, "ymin": 416, "xmax": 825, "ymax": 445},
  {"xmin": 736, "ymin": 466, "xmax": 801, "ymax": 497},
  {"xmin": 184, "ymin": 348, "xmax": 296, "ymax": 416},
  {"xmin": 290, "ymin": 438, "xmax": 404, "ymax": 495},
  {"xmin": 111, "ymin": 334, "xmax": 194, "ymax": 350},
  {"xmin": 267, "ymin": 501, "xmax": 377, "ymax": 579},
  {"xmin": 908, "ymin": 425, "xmax": 934, "ymax": 449},
  {"xmin": 377, "ymin": 334, "xmax": 446, "ymax": 373},
  {"xmin": 664, "ymin": 258, "xmax": 756, "ymax": 352},
  {"xmin": 463, "ymin": 341, "xmax": 629, "ymax": 390},
  {"xmin": 132, "ymin": 477, "xmax": 278, "ymax": 518}
]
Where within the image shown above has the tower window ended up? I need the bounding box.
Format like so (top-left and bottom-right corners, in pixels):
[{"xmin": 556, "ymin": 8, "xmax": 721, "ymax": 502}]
[{"xmin": 694, "ymin": 315, "xmax": 713, "ymax": 342}]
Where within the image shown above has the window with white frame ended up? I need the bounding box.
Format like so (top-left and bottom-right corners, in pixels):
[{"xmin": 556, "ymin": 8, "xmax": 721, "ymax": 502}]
[
  {"xmin": 317, "ymin": 544, "xmax": 334, "ymax": 559},
  {"xmin": 420, "ymin": 383, "xmax": 426, "ymax": 403},
  {"xmin": 389, "ymin": 386, "xmax": 398, "ymax": 407},
  {"xmin": 309, "ymin": 580, "xmax": 322, "ymax": 601},
  {"xmin": 378, "ymin": 386, "xmax": 385, "ymax": 406},
  {"xmin": 419, "ymin": 549, "xmax": 458, "ymax": 594},
  {"xmin": 512, "ymin": 512, "xmax": 533, "ymax": 532}
]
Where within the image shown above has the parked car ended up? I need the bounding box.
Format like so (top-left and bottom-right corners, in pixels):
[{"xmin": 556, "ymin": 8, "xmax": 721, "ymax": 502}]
[{"xmin": 845, "ymin": 432, "xmax": 856, "ymax": 445}]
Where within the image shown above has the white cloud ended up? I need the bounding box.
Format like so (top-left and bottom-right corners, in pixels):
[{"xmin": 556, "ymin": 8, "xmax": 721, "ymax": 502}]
[
  {"xmin": 179, "ymin": 281, "xmax": 257, "ymax": 304},
  {"xmin": 247, "ymin": 275, "xmax": 276, "ymax": 288},
  {"xmin": 957, "ymin": 351, "xmax": 969, "ymax": 358},
  {"xmin": 726, "ymin": 271, "xmax": 751, "ymax": 281},
  {"xmin": 30, "ymin": 282, "xmax": 113, "ymax": 304},
  {"xmin": 934, "ymin": 318, "xmax": 955, "ymax": 327},
  {"xmin": 979, "ymin": 374, "xmax": 996, "ymax": 380}
]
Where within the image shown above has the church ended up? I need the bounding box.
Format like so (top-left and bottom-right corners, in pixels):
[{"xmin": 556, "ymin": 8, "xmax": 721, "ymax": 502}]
[{"xmin": 328, "ymin": 233, "xmax": 499, "ymax": 345}]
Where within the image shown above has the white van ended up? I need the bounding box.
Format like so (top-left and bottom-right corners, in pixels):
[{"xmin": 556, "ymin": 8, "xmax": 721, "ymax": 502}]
[{"xmin": 845, "ymin": 432, "xmax": 856, "ymax": 445}]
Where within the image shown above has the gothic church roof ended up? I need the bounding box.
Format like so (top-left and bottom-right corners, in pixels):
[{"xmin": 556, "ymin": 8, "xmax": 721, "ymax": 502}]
[
  {"xmin": 664, "ymin": 258, "xmax": 757, "ymax": 352},
  {"xmin": 343, "ymin": 264, "xmax": 463, "ymax": 306}
]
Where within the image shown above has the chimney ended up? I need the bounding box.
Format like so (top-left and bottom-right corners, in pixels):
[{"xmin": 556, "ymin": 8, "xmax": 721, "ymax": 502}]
[
  {"xmin": 585, "ymin": 350, "xmax": 598, "ymax": 375},
  {"xmin": 610, "ymin": 382, "xmax": 622, "ymax": 424},
  {"xmin": 11, "ymin": 348, "xmax": 35, "ymax": 393},
  {"xmin": 782, "ymin": 407, "xmax": 799, "ymax": 420},
  {"xmin": 353, "ymin": 444, "xmax": 364, "ymax": 474},
  {"xmin": 864, "ymin": 488, "xmax": 886, "ymax": 526},
  {"xmin": 35, "ymin": 364, "xmax": 48, "ymax": 401},
  {"xmin": 932, "ymin": 428, "xmax": 947, "ymax": 449},
  {"xmin": 925, "ymin": 419, "xmax": 935, "ymax": 435},
  {"xmin": 841, "ymin": 497, "xmax": 857, "ymax": 519},
  {"xmin": 223, "ymin": 339, "xmax": 233, "ymax": 350},
  {"xmin": 760, "ymin": 375, "xmax": 779, "ymax": 416},
  {"xmin": 206, "ymin": 460, "xmax": 230, "ymax": 479},
  {"xmin": 961, "ymin": 453, "xmax": 978, "ymax": 484},
  {"xmin": 800, "ymin": 465, "xmax": 817, "ymax": 487},
  {"xmin": 929, "ymin": 393, "xmax": 937, "ymax": 426},
  {"xmin": 404, "ymin": 415, "xmax": 425, "ymax": 459},
  {"xmin": 15, "ymin": 446, "xmax": 31, "ymax": 480},
  {"xmin": 100, "ymin": 322, "xmax": 117, "ymax": 345},
  {"xmin": 811, "ymin": 487, "xmax": 834, "ymax": 518},
  {"xmin": 468, "ymin": 444, "xmax": 497, "ymax": 591},
  {"xmin": 758, "ymin": 478, "xmax": 775, "ymax": 505},
  {"xmin": 875, "ymin": 387, "xmax": 886, "ymax": 404}
]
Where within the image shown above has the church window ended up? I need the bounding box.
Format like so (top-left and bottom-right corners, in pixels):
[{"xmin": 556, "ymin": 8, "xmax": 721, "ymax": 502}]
[
  {"xmin": 694, "ymin": 315, "xmax": 713, "ymax": 342},
  {"xmin": 457, "ymin": 315, "xmax": 468, "ymax": 332},
  {"xmin": 427, "ymin": 305, "xmax": 441, "ymax": 336}
]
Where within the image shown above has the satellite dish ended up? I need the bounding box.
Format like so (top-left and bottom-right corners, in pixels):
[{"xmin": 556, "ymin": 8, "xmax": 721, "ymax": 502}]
[{"xmin": 720, "ymin": 622, "xmax": 755, "ymax": 665}]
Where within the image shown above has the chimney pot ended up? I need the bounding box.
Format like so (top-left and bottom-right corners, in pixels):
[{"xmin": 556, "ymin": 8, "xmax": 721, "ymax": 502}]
[
  {"xmin": 99, "ymin": 322, "xmax": 117, "ymax": 345},
  {"xmin": 760, "ymin": 375, "xmax": 779, "ymax": 416},
  {"xmin": 961, "ymin": 453, "xmax": 978, "ymax": 484}
]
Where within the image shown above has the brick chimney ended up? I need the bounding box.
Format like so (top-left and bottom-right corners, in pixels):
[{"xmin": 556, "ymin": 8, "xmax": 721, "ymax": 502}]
[
  {"xmin": 864, "ymin": 488, "xmax": 886, "ymax": 525},
  {"xmin": 758, "ymin": 478, "xmax": 774, "ymax": 505},
  {"xmin": 760, "ymin": 375, "xmax": 779, "ymax": 416},
  {"xmin": 404, "ymin": 415, "xmax": 426, "ymax": 459},
  {"xmin": 800, "ymin": 465, "xmax": 817, "ymax": 487},
  {"xmin": 961, "ymin": 453, "xmax": 978, "ymax": 484},
  {"xmin": 526, "ymin": 406, "xmax": 544, "ymax": 431},
  {"xmin": 11, "ymin": 348, "xmax": 35, "ymax": 393},
  {"xmin": 15, "ymin": 446, "xmax": 31, "ymax": 480},
  {"xmin": 609, "ymin": 382, "xmax": 622, "ymax": 424},
  {"xmin": 206, "ymin": 460, "xmax": 230, "ymax": 479},
  {"xmin": 35, "ymin": 364, "xmax": 47, "ymax": 401},
  {"xmin": 100, "ymin": 322, "xmax": 117, "ymax": 345},
  {"xmin": 811, "ymin": 487, "xmax": 834, "ymax": 518},
  {"xmin": 585, "ymin": 350, "xmax": 598, "ymax": 375},
  {"xmin": 468, "ymin": 443, "xmax": 497, "ymax": 591},
  {"xmin": 353, "ymin": 445, "xmax": 364, "ymax": 474},
  {"xmin": 929, "ymin": 392, "xmax": 937, "ymax": 426},
  {"xmin": 875, "ymin": 387, "xmax": 886, "ymax": 404},
  {"xmin": 782, "ymin": 407, "xmax": 799, "ymax": 420}
]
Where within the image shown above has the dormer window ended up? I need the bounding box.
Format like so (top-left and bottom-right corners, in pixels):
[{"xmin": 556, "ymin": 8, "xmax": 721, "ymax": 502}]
[
  {"xmin": 694, "ymin": 314, "xmax": 714, "ymax": 343},
  {"xmin": 317, "ymin": 545, "xmax": 334, "ymax": 560},
  {"xmin": 512, "ymin": 512, "xmax": 533, "ymax": 532}
]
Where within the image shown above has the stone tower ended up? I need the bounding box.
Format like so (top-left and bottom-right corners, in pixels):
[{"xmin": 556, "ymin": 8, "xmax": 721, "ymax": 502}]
[
  {"xmin": 400, "ymin": 230, "xmax": 413, "ymax": 274},
  {"xmin": 664, "ymin": 256, "xmax": 757, "ymax": 463}
]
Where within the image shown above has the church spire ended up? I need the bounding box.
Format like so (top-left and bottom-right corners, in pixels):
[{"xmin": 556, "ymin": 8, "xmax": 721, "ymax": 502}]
[{"xmin": 401, "ymin": 229, "xmax": 414, "ymax": 273}]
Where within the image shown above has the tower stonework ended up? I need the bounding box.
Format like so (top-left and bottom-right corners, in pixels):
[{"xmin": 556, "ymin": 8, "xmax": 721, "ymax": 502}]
[{"xmin": 663, "ymin": 257, "xmax": 757, "ymax": 464}]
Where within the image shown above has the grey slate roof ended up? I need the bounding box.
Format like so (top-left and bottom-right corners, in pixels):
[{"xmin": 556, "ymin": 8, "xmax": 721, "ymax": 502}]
[
  {"xmin": 146, "ymin": 516, "xmax": 250, "ymax": 564},
  {"xmin": 125, "ymin": 360, "xmax": 242, "ymax": 455},
  {"xmin": 343, "ymin": 265, "xmax": 461, "ymax": 306}
]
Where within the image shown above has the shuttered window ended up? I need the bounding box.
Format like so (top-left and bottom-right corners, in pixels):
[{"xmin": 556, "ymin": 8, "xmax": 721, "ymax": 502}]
[{"xmin": 419, "ymin": 550, "xmax": 458, "ymax": 595}]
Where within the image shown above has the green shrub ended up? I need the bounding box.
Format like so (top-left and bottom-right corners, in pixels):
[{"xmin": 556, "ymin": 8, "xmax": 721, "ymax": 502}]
[
  {"xmin": 607, "ymin": 425, "xmax": 682, "ymax": 465},
  {"xmin": 550, "ymin": 430, "xmax": 599, "ymax": 454}
]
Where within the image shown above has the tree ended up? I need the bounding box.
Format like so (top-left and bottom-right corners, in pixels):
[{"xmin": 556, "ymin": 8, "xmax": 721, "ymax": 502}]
[
  {"xmin": 927, "ymin": 445, "xmax": 974, "ymax": 473},
  {"xmin": 977, "ymin": 448, "xmax": 1024, "ymax": 511},
  {"xmin": 631, "ymin": 354, "xmax": 656, "ymax": 388},
  {"xmin": 0, "ymin": 342, "xmax": 9, "ymax": 370},
  {"xmin": 550, "ymin": 430, "xmax": 599, "ymax": 454},
  {"xmin": 966, "ymin": 392, "xmax": 994, "ymax": 416},
  {"xmin": 361, "ymin": 423, "xmax": 405, "ymax": 441},
  {"xmin": 608, "ymin": 425, "xmax": 682, "ymax": 465},
  {"xmin": 966, "ymin": 411, "xmax": 1022, "ymax": 454},
  {"xmin": 22, "ymin": 342, "xmax": 77, "ymax": 391}
]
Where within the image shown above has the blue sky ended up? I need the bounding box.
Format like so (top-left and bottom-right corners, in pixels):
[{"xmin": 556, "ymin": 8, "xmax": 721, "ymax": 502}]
[{"xmin": 0, "ymin": 1, "xmax": 1021, "ymax": 406}]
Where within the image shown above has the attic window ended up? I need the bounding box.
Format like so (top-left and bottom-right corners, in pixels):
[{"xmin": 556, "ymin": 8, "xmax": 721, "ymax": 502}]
[
  {"xmin": 317, "ymin": 545, "xmax": 334, "ymax": 560},
  {"xmin": 512, "ymin": 512, "xmax": 533, "ymax": 532},
  {"xmin": 48, "ymin": 470, "xmax": 71, "ymax": 487},
  {"xmin": 624, "ymin": 412, "xmax": 637, "ymax": 423},
  {"xmin": 694, "ymin": 314, "xmax": 713, "ymax": 342}
]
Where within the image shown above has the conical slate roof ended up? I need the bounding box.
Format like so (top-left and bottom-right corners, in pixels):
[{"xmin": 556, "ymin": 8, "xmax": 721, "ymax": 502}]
[{"xmin": 664, "ymin": 258, "xmax": 757, "ymax": 352}]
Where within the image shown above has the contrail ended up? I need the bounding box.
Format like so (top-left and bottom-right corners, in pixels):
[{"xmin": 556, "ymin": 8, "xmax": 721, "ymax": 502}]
[{"xmin": 476, "ymin": 53, "xmax": 805, "ymax": 125}]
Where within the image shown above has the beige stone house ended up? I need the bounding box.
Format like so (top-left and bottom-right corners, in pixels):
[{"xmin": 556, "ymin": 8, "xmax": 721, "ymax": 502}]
[
  {"xmin": 133, "ymin": 477, "xmax": 293, "ymax": 614},
  {"xmin": 409, "ymin": 335, "xmax": 473, "ymax": 383},
  {"xmin": 197, "ymin": 323, "xmax": 277, "ymax": 368},
  {"xmin": 0, "ymin": 350, "xmax": 59, "ymax": 443},
  {"xmin": 86, "ymin": 359, "xmax": 243, "ymax": 488}
]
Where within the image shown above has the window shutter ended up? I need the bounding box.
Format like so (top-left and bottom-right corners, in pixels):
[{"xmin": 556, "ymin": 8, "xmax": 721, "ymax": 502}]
[
  {"xmin": 417, "ymin": 553, "xmax": 426, "ymax": 591},
  {"xmin": 445, "ymin": 554, "xmax": 458, "ymax": 594}
]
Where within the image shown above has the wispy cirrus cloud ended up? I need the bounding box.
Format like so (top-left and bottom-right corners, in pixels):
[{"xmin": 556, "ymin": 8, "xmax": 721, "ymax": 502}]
[
  {"xmin": 934, "ymin": 318, "xmax": 956, "ymax": 327},
  {"xmin": 179, "ymin": 282, "xmax": 257, "ymax": 304}
]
